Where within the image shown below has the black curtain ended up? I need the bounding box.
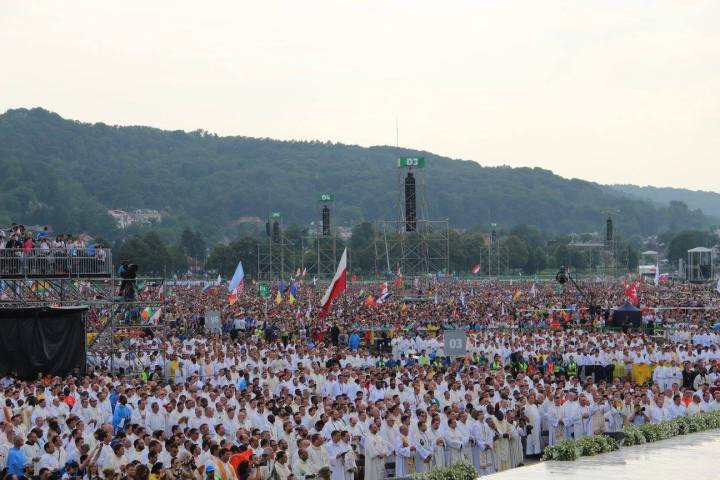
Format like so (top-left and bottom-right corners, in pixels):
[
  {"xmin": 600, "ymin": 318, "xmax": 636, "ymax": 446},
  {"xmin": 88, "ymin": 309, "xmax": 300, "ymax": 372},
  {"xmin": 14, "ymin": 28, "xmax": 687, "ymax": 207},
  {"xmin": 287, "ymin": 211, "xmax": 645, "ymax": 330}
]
[{"xmin": 0, "ymin": 307, "xmax": 86, "ymax": 379}]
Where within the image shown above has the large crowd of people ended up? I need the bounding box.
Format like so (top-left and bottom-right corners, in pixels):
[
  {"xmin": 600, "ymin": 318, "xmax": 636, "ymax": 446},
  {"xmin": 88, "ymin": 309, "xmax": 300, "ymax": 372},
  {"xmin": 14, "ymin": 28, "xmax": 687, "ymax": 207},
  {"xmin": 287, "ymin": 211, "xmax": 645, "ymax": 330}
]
[{"xmin": 1, "ymin": 270, "xmax": 720, "ymax": 480}]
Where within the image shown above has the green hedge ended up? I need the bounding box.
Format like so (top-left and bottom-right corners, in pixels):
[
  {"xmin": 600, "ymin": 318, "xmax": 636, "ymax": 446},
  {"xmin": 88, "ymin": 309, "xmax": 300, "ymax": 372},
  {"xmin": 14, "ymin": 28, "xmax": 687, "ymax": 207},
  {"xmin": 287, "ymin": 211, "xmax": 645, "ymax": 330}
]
[
  {"xmin": 542, "ymin": 435, "xmax": 619, "ymax": 461},
  {"xmin": 408, "ymin": 462, "xmax": 478, "ymax": 480},
  {"xmin": 543, "ymin": 411, "xmax": 720, "ymax": 461}
]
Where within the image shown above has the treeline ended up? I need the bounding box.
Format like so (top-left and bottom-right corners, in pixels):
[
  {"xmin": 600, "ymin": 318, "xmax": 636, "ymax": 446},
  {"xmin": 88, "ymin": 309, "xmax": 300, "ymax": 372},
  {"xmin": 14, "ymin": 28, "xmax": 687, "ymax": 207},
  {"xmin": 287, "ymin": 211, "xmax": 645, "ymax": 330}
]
[
  {"xmin": 1, "ymin": 108, "xmax": 716, "ymax": 246},
  {"xmin": 115, "ymin": 224, "xmax": 718, "ymax": 278}
]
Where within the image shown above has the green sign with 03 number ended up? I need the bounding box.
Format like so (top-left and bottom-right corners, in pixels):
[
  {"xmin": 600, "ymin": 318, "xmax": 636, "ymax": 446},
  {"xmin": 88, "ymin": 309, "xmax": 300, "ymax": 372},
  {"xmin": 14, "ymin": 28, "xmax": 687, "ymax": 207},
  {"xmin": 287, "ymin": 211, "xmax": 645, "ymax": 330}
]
[
  {"xmin": 319, "ymin": 193, "xmax": 335, "ymax": 202},
  {"xmin": 398, "ymin": 157, "xmax": 425, "ymax": 168}
]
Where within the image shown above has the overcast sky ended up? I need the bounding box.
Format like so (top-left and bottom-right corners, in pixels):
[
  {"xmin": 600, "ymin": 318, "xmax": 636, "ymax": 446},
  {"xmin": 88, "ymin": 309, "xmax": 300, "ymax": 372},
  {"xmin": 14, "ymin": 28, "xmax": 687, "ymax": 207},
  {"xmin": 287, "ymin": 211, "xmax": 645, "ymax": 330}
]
[{"xmin": 2, "ymin": 1, "xmax": 718, "ymax": 191}]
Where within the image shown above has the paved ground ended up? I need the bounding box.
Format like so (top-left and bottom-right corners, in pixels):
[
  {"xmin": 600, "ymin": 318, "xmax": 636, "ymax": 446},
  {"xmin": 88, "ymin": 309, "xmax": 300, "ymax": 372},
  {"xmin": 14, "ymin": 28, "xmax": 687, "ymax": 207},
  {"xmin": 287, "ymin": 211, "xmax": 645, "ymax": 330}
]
[{"xmin": 485, "ymin": 430, "xmax": 720, "ymax": 479}]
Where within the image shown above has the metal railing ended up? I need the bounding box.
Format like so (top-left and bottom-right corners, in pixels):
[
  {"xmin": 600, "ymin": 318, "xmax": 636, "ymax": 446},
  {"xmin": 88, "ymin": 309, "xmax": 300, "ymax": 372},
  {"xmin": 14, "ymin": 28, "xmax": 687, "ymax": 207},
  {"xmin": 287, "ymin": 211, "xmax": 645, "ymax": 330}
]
[{"xmin": 0, "ymin": 248, "xmax": 113, "ymax": 277}]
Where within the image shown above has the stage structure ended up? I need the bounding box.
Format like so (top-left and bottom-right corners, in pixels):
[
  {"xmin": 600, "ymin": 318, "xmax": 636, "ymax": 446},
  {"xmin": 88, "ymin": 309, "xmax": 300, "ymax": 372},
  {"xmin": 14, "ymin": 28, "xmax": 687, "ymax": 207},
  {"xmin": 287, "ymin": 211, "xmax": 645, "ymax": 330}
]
[
  {"xmin": 0, "ymin": 247, "xmax": 166, "ymax": 377},
  {"xmin": 687, "ymin": 247, "xmax": 713, "ymax": 283},
  {"xmin": 568, "ymin": 212, "xmax": 617, "ymax": 275},
  {"xmin": 482, "ymin": 223, "xmax": 509, "ymax": 276},
  {"xmin": 374, "ymin": 157, "xmax": 450, "ymax": 278},
  {"xmin": 301, "ymin": 194, "xmax": 342, "ymax": 278},
  {"xmin": 257, "ymin": 212, "xmax": 296, "ymax": 280}
]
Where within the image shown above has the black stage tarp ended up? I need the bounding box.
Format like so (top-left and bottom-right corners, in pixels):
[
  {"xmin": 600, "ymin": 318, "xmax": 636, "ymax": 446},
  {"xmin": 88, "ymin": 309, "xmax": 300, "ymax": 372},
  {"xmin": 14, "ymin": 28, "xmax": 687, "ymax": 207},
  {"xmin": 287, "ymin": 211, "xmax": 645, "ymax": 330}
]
[{"xmin": 0, "ymin": 307, "xmax": 86, "ymax": 378}]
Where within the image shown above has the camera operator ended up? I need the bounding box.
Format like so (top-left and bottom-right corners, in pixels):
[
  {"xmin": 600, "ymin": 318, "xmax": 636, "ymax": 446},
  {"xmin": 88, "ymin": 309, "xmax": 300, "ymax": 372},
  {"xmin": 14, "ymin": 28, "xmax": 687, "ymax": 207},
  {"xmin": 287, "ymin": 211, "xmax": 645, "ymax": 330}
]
[
  {"xmin": 118, "ymin": 259, "xmax": 138, "ymax": 300},
  {"xmin": 629, "ymin": 401, "xmax": 650, "ymax": 425}
]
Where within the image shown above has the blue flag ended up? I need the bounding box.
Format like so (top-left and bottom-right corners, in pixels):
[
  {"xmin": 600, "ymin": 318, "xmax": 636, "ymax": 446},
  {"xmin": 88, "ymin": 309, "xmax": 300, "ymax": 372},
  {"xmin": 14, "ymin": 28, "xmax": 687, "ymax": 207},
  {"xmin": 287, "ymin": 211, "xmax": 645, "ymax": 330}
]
[{"xmin": 228, "ymin": 261, "xmax": 245, "ymax": 292}]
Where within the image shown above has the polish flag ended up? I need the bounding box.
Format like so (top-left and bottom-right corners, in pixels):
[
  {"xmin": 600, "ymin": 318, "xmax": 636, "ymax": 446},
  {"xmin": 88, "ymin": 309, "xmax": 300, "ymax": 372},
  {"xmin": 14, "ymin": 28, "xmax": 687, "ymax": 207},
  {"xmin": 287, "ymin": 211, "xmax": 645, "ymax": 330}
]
[
  {"xmin": 319, "ymin": 248, "xmax": 348, "ymax": 318},
  {"xmin": 625, "ymin": 281, "xmax": 638, "ymax": 305},
  {"xmin": 471, "ymin": 264, "xmax": 481, "ymax": 275}
]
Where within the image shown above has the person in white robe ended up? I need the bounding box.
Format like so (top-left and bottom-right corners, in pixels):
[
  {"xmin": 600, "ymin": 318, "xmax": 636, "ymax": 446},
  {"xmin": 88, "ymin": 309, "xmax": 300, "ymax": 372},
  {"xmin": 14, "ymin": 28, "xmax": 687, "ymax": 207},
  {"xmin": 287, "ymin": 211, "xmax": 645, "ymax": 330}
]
[
  {"xmin": 488, "ymin": 414, "xmax": 511, "ymax": 473},
  {"xmin": 393, "ymin": 425, "xmax": 416, "ymax": 477},
  {"xmin": 522, "ymin": 395, "xmax": 543, "ymax": 456},
  {"xmin": 340, "ymin": 431, "xmax": 357, "ymax": 480},
  {"xmin": 469, "ymin": 411, "xmax": 494, "ymax": 476},
  {"xmin": 428, "ymin": 418, "xmax": 446, "ymax": 469},
  {"xmin": 443, "ymin": 419, "xmax": 468, "ymax": 465},
  {"xmin": 410, "ymin": 421, "xmax": 434, "ymax": 474},
  {"xmin": 545, "ymin": 396, "xmax": 564, "ymax": 446},
  {"xmin": 326, "ymin": 432, "xmax": 350, "ymax": 480},
  {"xmin": 560, "ymin": 392, "xmax": 583, "ymax": 439},
  {"xmin": 364, "ymin": 424, "xmax": 390, "ymax": 480}
]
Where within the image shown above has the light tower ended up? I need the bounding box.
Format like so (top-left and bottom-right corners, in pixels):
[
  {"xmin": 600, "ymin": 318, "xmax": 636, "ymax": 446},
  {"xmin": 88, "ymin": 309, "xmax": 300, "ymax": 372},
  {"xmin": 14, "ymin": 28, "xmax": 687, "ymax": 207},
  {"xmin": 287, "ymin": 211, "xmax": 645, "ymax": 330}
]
[
  {"xmin": 257, "ymin": 212, "xmax": 295, "ymax": 280},
  {"xmin": 301, "ymin": 194, "xmax": 341, "ymax": 278},
  {"xmin": 374, "ymin": 156, "xmax": 449, "ymax": 278}
]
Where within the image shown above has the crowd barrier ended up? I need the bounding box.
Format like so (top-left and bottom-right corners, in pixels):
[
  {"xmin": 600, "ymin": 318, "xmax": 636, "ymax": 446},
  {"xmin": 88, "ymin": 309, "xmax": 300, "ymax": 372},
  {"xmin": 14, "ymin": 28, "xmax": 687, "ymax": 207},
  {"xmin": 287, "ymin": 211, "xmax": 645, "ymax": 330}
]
[{"xmin": 0, "ymin": 248, "xmax": 112, "ymax": 277}]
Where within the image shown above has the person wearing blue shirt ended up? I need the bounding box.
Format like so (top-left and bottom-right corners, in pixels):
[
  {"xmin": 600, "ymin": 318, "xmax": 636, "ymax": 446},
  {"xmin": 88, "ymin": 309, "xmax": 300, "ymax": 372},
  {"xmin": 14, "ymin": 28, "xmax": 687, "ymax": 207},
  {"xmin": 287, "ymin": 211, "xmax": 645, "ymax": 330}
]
[
  {"xmin": 7, "ymin": 436, "xmax": 27, "ymax": 476},
  {"xmin": 348, "ymin": 332, "xmax": 360, "ymax": 351},
  {"xmin": 112, "ymin": 395, "xmax": 132, "ymax": 433}
]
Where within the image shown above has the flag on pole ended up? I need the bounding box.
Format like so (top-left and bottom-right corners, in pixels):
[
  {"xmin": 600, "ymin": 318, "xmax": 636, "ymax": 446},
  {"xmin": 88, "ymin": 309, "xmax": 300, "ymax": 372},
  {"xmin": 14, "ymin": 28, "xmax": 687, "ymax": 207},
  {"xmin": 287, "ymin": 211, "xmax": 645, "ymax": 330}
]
[
  {"xmin": 653, "ymin": 263, "xmax": 660, "ymax": 287},
  {"xmin": 530, "ymin": 283, "xmax": 537, "ymax": 298},
  {"xmin": 228, "ymin": 288, "xmax": 238, "ymax": 305},
  {"xmin": 319, "ymin": 248, "xmax": 348, "ymax": 318},
  {"xmin": 288, "ymin": 280, "xmax": 297, "ymax": 305},
  {"xmin": 305, "ymin": 301, "xmax": 312, "ymax": 319},
  {"xmin": 471, "ymin": 264, "xmax": 481, "ymax": 275},
  {"xmin": 141, "ymin": 306, "xmax": 153, "ymax": 321},
  {"xmin": 275, "ymin": 290, "xmax": 282, "ymax": 305},
  {"xmin": 394, "ymin": 265, "xmax": 403, "ymax": 289},
  {"xmin": 228, "ymin": 261, "xmax": 245, "ymax": 292},
  {"xmin": 216, "ymin": 274, "xmax": 222, "ymax": 284},
  {"xmin": 459, "ymin": 290, "xmax": 466, "ymax": 308},
  {"xmin": 149, "ymin": 308, "xmax": 162, "ymax": 324},
  {"xmin": 377, "ymin": 282, "xmax": 391, "ymax": 304},
  {"xmin": 626, "ymin": 281, "xmax": 638, "ymax": 305},
  {"xmin": 716, "ymin": 277, "xmax": 720, "ymax": 294}
]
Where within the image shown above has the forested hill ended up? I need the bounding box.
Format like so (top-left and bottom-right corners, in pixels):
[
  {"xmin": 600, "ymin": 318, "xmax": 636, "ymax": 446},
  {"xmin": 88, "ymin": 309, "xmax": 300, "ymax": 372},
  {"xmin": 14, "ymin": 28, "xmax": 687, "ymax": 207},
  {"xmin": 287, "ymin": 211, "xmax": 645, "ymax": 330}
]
[
  {"xmin": 0, "ymin": 108, "xmax": 712, "ymax": 241},
  {"xmin": 609, "ymin": 184, "xmax": 720, "ymax": 219}
]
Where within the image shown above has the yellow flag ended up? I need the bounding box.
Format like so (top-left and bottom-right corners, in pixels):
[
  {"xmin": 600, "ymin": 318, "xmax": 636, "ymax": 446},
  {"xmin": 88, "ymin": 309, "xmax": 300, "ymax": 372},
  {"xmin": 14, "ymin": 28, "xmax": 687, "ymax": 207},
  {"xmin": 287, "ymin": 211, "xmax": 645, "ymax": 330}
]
[
  {"xmin": 288, "ymin": 293, "xmax": 295, "ymax": 305},
  {"xmin": 275, "ymin": 291, "xmax": 282, "ymax": 304}
]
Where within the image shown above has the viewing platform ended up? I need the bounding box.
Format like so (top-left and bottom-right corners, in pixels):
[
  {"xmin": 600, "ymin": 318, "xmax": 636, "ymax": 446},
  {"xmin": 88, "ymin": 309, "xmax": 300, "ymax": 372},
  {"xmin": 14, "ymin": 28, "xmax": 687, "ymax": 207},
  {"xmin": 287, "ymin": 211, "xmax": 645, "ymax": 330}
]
[{"xmin": 0, "ymin": 248, "xmax": 113, "ymax": 279}]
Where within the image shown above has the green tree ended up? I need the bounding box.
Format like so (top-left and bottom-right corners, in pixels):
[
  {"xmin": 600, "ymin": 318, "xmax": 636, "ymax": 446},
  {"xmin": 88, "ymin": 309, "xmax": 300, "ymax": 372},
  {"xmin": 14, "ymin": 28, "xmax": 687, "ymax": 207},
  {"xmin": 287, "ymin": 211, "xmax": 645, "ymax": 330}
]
[
  {"xmin": 667, "ymin": 230, "xmax": 719, "ymax": 264},
  {"xmin": 502, "ymin": 235, "xmax": 529, "ymax": 270}
]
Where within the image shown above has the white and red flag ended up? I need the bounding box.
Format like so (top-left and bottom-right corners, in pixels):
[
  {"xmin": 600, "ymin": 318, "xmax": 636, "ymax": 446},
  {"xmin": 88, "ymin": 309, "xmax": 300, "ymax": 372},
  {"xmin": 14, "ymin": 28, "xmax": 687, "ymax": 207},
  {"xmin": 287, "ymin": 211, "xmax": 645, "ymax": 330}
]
[{"xmin": 319, "ymin": 248, "xmax": 348, "ymax": 318}]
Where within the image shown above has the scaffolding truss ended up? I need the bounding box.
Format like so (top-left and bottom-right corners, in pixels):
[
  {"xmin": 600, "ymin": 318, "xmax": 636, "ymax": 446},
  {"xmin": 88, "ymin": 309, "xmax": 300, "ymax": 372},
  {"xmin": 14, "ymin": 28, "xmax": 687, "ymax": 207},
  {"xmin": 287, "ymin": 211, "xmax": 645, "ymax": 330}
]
[
  {"xmin": 482, "ymin": 244, "xmax": 510, "ymax": 276},
  {"xmin": 301, "ymin": 235, "xmax": 339, "ymax": 278},
  {"xmin": 374, "ymin": 219, "xmax": 450, "ymax": 276},
  {"xmin": 0, "ymin": 272, "xmax": 167, "ymax": 377},
  {"xmin": 257, "ymin": 239, "xmax": 296, "ymax": 281}
]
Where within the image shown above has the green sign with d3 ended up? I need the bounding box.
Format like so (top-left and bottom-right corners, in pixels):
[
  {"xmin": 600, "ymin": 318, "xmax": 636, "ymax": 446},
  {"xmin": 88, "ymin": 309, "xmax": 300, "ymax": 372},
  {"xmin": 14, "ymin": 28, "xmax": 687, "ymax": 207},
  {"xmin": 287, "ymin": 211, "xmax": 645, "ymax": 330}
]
[
  {"xmin": 319, "ymin": 193, "xmax": 335, "ymax": 202},
  {"xmin": 398, "ymin": 157, "xmax": 425, "ymax": 168}
]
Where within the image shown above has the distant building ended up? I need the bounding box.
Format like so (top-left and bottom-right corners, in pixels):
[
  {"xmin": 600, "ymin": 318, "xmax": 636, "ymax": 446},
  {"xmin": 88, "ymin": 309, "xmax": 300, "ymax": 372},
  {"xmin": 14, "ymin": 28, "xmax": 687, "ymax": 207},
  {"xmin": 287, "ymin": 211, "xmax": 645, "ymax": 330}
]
[
  {"xmin": 108, "ymin": 210, "xmax": 133, "ymax": 229},
  {"xmin": 236, "ymin": 216, "xmax": 263, "ymax": 224},
  {"xmin": 133, "ymin": 209, "xmax": 163, "ymax": 224},
  {"xmin": 337, "ymin": 226, "xmax": 353, "ymax": 240},
  {"xmin": 107, "ymin": 209, "xmax": 163, "ymax": 229}
]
